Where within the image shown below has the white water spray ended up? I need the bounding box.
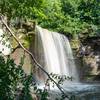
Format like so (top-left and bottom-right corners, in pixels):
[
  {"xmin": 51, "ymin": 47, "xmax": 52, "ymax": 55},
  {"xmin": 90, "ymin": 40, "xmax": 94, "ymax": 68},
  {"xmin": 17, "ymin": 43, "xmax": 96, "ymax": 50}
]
[{"xmin": 34, "ymin": 26, "xmax": 78, "ymax": 82}]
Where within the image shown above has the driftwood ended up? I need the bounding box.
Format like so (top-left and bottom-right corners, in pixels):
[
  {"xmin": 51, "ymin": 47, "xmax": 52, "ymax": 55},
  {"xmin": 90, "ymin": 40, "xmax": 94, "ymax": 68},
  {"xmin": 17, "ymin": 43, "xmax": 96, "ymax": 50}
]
[{"xmin": 0, "ymin": 15, "xmax": 69, "ymax": 99}]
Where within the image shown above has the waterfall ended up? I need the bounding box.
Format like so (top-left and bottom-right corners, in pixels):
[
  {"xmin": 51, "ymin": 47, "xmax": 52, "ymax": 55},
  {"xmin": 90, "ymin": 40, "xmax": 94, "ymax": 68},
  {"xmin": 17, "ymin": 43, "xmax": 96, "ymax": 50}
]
[{"xmin": 34, "ymin": 26, "xmax": 79, "ymax": 82}]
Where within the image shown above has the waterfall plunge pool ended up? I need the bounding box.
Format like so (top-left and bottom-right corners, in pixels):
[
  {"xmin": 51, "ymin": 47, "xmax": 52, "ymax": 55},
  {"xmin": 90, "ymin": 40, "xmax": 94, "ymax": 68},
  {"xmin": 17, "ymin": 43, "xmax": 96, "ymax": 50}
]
[
  {"xmin": 34, "ymin": 26, "xmax": 100, "ymax": 100},
  {"xmin": 37, "ymin": 82, "xmax": 100, "ymax": 100}
]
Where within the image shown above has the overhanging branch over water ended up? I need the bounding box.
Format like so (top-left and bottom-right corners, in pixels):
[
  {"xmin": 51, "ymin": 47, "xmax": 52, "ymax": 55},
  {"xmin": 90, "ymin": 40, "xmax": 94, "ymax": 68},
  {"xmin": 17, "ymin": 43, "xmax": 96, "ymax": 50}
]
[{"xmin": 0, "ymin": 15, "xmax": 69, "ymax": 99}]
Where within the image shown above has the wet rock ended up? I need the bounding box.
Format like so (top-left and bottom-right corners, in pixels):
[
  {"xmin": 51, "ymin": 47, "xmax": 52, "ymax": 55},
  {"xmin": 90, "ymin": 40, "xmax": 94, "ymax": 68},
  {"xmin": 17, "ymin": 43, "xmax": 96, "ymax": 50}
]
[{"xmin": 76, "ymin": 36, "xmax": 100, "ymax": 81}]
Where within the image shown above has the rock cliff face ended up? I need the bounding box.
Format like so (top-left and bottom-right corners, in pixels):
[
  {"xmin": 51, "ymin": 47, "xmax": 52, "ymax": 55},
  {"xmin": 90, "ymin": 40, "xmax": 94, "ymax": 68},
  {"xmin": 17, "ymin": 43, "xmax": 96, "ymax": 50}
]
[
  {"xmin": 83, "ymin": 37, "xmax": 100, "ymax": 81},
  {"xmin": 10, "ymin": 21, "xmax": 36, "ymax": 75},
  {"xmin": 11, "ymin": 48, "xmax": 32, "ymax": 75},
  {"xmin": 78, "ymin": 37, "xmax": 100, "ymax": 82}
]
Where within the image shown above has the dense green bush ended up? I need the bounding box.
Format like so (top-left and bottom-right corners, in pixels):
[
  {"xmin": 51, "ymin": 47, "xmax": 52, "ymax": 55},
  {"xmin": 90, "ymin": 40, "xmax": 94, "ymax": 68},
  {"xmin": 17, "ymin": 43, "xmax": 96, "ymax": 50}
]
[
  {"xmin": 0, "ymin": 54, "xmax": 51, "ymax": 100},
  {"xmin": 0, "ymin": 55, "xmax": 33, "ymax": 99}
]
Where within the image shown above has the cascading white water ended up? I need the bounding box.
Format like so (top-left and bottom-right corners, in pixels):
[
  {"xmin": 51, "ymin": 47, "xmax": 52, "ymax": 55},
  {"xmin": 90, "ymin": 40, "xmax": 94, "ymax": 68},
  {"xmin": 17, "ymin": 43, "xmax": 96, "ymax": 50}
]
[
  {"xmin": 34, "ymin": 27, "xmax": 100, "ymax": 100},
  {"xmin": 34, "ymin": 26, "xmax": 79, "ymax": 82}
]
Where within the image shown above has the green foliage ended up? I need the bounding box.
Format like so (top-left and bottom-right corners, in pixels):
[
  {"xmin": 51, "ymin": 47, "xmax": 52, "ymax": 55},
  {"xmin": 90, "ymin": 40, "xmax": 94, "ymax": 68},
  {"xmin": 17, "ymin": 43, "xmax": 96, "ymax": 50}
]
[
  {"xmin": 0, "ymin": 0, "xmax": 99, "ymax": 36},
  {"xmin": 39, "ymin": 0, "xmax": 99, "ymax": 37},
  {"xmin": 0, "ymin": 54, "xmax": 50, "ymax": 100},
  {"xmin": 0, "ymin": 0, "xmax": 47, "ymax": 19},
  {"xmin": 0, "ymin": 55, "xmax": 24, "ymax": 99},
  {"xmin": 49, "ymin": 73, "xmax": 73, "ymax": 85},
  {"xmin": 36, "ymin": 89, "xmax": 49, "ymax": 100}
]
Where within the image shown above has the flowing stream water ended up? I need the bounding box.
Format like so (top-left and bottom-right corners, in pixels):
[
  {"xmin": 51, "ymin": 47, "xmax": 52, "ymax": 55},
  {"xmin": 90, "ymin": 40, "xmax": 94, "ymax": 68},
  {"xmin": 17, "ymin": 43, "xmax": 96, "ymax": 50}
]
[{"xmin": 34, "ymin": 26, "xmax": 100, "ymax": 100}]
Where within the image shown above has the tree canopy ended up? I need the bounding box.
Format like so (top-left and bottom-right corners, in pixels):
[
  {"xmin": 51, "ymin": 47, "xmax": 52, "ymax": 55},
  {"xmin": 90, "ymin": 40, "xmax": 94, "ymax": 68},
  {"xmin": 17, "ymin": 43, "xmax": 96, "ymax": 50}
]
[{"xmin": 0, "ymin": 0, "xmax": 100, "ymax": 37}]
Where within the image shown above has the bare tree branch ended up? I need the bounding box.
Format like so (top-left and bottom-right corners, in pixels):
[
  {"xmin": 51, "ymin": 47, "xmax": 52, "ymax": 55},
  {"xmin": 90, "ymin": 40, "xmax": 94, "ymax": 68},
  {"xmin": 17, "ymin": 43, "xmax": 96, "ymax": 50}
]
[{"xmin": 0, "ymin": 15, "xmax": 69, "ymax": 98}]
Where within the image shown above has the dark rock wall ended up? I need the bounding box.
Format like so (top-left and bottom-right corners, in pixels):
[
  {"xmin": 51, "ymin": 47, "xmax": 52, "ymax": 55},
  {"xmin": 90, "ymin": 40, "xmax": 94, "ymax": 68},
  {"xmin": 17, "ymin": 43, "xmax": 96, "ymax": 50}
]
[{"xmin": 71, "ymin": 37, "xmax": 100, "ymax": 82}]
